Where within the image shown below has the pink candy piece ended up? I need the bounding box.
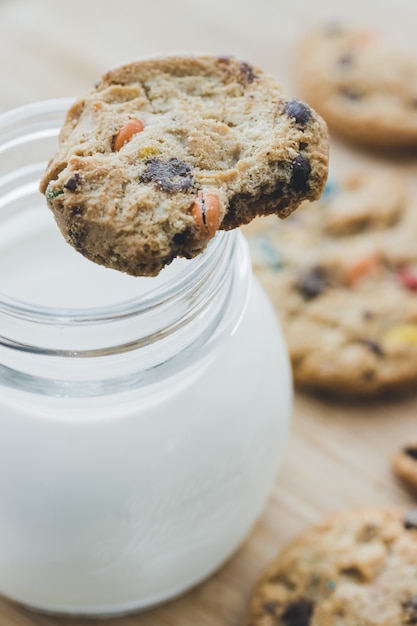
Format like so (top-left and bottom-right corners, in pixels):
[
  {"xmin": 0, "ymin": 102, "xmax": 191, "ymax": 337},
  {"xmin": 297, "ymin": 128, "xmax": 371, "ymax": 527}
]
[{"xmin": 397, "ymin": 268, "xmax": 417, "ymax": 292}]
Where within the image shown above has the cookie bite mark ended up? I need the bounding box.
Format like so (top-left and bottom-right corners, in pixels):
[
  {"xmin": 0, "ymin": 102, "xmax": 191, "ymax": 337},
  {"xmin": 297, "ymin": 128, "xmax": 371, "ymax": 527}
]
[{"xmin": 140, "ymin": 158, "xmax": 194, "ymax": 193}]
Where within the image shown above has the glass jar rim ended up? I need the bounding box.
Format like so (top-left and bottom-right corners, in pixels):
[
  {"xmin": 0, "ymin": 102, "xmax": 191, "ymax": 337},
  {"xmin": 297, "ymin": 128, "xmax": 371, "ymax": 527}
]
[
  {"xmin": 0, "ymin": 97, "xmax": 234, "ymax": 326},
  {"xmin": 0, "ymin": 98, "xmax": 252, "ymax": 395}
]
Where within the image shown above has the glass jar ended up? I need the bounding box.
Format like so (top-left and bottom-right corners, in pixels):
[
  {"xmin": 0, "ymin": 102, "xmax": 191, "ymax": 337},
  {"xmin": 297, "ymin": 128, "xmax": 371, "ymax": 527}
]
[{"xmin": 0, "ymin": 99, "xmax": 292, "ymax": 617}]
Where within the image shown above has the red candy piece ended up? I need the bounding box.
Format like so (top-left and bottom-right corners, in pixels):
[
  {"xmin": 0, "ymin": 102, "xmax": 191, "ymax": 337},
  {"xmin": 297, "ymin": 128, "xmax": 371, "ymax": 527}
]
[{"xmin": 397, "ymin": 268, "xmax": 417, "ymax": 292}]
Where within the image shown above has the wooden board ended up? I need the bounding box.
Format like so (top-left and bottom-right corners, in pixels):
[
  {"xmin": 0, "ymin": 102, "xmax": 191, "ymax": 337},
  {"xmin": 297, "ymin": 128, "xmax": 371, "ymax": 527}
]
[{"xmin": 0, "ymin": 0, "xmax": 416, "ymax": 623}]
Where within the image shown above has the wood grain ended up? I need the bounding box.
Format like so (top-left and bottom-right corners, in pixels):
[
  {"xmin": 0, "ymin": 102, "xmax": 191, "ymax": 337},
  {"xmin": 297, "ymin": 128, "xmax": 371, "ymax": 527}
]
[{"xmin": 0, "ymin": 0, "xmax": 416, "ymax": 623}]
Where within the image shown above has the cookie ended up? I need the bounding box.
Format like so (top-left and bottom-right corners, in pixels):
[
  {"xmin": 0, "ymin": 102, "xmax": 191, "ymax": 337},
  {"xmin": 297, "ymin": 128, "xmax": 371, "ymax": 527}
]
[
  {"xmin": 296, "ymin": 24, "xmax": 417, "ymax": 149},
  {"xmin": 243, "ymin": 171, "xmax": 417, "ymax": 397},
  {"xmin": 245, "ymin": 507, "xmax": 417, "ymax": 626},
  {"xmin": 39, "ymin": 55, "xmax": 328, "ymax": 277},
  {"xmin": 392, "ymin": 445, "xmax": 417, "ymax": 494}
]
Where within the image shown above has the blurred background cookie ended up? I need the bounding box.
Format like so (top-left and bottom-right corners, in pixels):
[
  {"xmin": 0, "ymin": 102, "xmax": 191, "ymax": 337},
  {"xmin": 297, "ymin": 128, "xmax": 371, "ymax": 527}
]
[
  {"xmin": 244, "ymin": 507, "xmax": 417, "ymax": 626},
  {"xmin": 243, "ymin": 170, "xmax": 417, "ymax": 396},
  {"xmin": 296, "ymin": 24, "xmax": 417, "ymax": 149}
]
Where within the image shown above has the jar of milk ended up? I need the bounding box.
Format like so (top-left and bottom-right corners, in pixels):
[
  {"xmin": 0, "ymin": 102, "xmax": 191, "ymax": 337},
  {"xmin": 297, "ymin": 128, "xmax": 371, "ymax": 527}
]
[{"xmin": 0, "ymin": 99, "xmax": 292, "ymax": 616}]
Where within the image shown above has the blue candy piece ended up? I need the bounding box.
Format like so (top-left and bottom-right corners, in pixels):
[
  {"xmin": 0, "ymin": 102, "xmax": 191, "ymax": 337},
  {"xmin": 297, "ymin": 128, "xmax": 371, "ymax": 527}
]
[
  {"xmin": 321, "ymin": 178, "xmax": 339, "ymax": 202},
  {"xmin": 252, "ymin": 234, "xmax": 284, "ymax": 270}
]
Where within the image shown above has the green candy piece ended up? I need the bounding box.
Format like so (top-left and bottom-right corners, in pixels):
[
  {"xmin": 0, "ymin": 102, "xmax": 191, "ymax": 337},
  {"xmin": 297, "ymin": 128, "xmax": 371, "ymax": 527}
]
[{"xmin": 46, "ymin": 186, "xmax": 64, "ymax": 200}]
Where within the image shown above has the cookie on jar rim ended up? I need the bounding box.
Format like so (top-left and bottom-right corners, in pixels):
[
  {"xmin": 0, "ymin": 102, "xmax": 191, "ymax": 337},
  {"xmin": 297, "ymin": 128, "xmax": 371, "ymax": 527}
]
[
  {"xmin": 40, "ymin": 55, "xmax": 329, "ymax": 277},
  {"xmin": 244, "ymin": 506, "xmax": 417, "ymax": 626},
  {"xmin": 296, "ymin": 23, "xmax": 417, "ymax": 149},
  {"xmin": 243, "ymin": 170, "xmax": 417, "ymax": 397}
]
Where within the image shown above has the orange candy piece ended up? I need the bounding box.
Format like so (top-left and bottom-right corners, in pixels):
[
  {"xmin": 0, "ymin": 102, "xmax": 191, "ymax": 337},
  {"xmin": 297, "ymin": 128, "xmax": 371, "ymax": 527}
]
[
  {"xmin": 112, "ymin": 119, "xmax": 144, "ymax": 151},
  {"xmin": 345, "ymin": 254, "xmax": 379, "ymax": 286},
  {"xmin": 190, "ymin": 192, "xmax": 222, "ymax": 244},
  {"xmin": 355, "ymin": 30, "xmax": 378, "ymax": 46}
]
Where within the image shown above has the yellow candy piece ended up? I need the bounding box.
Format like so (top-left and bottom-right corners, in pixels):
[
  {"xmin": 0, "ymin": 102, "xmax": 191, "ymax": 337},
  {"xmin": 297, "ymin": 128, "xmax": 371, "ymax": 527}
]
[
  {"xmin": 382, "ymin": 325, "xmax": 417, "ymax": 346},
  {"xmin": 138, "ymin": 146, "xmax": 160, "ymax": 159}
]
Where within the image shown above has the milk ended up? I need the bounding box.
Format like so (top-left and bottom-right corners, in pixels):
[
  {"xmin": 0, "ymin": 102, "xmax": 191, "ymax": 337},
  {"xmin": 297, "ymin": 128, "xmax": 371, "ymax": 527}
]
[{"xmin": 0, "ymin": 98, "xmax": 292, "ymax": 616}]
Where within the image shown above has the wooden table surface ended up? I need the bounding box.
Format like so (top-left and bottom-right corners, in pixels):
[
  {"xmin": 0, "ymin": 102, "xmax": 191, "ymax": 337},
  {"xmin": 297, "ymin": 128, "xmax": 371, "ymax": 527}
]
[{"xmin": 1, "ymin": 0, "xmax": 417, "ymax": 624}]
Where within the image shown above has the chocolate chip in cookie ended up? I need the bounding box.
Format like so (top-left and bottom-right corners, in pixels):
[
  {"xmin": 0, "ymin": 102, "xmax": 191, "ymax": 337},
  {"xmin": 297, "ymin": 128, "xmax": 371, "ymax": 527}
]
[
  {"xmin": 283, "ymin": 99, "xmax": 312, "ymax": 127},
  {"xmin": 281, "ymin": 599, "xmax": 314, "ymax": 626},
  {"xmin": 403, "ymin": 596, "xmax": 417, "ymax": 624},
  {"xmin": 403, "ymin": 510, "xmax": 417, "ymax": 530},
  {"xmin": 140, "ymin": 158, "xmax": 194, "ymax": 193},
  {"xmin": 295, "ymin": 266, "xmax": 328, "ymax": 300}
]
